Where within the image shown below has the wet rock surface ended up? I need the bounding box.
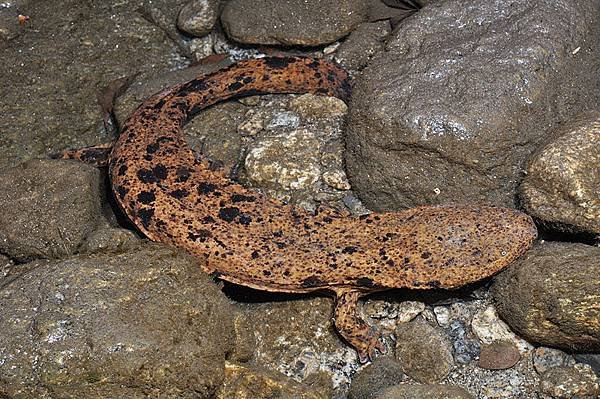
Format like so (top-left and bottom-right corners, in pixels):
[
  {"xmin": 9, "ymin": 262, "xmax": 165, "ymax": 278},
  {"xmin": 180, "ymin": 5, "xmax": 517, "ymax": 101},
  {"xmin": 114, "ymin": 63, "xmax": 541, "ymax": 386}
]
[
  {"xmin": 221, "ymin": 0, "xmax": 369, "ymax": 46},
  {"xmin": 0, "ymin": 243, "xmax": 236, "ymax": 398},
  {"xmin": 521, "ymin": 111, "xmax": 600, "ymax": 234},
  {"xmin": 394, "ymin": 317, "xmax": 454, "ymax": 383},
  {"xmin": 0, "ymin": 159, "xmax": 103, "ymax": 261},
  {"xmin": 492, "ymin": 242, "xmax": 600, "ymax": 352},
  {"xmin": 334, "ymin": 21, "xmax": 391, "ymax": 73},
  {"xmin": 177, "ymin": 0, "xmax": 220, "ymax": 37},
  {"xmin": 0, "ymin": 0, "xmax": 180, "ymax": 169},
  {"xmin": 346, "ymin": 0, "xmax": 600, "ymax": 211}
]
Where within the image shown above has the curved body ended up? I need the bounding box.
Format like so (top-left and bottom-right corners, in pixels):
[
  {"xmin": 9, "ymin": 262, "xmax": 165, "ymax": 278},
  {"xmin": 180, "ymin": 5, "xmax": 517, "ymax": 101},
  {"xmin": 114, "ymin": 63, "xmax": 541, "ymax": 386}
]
[{"xmin": 61, "ymin": 57, "xmax": 537, "ymax": 361}]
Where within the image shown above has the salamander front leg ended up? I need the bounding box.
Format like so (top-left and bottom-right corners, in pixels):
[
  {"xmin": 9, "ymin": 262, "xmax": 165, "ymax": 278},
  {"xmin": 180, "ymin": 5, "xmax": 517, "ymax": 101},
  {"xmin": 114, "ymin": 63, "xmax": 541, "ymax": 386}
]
[{"xmin": 332, "ymin": 288, "xmax": 386, "ymax": 363}]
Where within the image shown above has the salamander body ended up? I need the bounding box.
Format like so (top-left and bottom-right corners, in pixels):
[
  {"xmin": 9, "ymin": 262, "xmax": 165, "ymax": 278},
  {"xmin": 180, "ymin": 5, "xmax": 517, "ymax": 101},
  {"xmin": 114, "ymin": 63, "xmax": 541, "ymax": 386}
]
[{"xmin": 57, "ymin": 57, "xmax": 537, "ymax": 361}]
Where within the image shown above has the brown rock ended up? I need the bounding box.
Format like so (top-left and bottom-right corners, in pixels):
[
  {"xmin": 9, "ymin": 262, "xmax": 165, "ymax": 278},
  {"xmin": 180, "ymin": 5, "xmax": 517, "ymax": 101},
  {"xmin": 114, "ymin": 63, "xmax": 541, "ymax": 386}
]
[
  {"xmin": 521, "ymin": 111, "xmax": 600, "ymax": 234},
  {"xmin": 492, "ymin": 242, "xmax": 600, "ymax": 352},
  {"xmin": 477, "ymin": 340, "xmax": 521, "ymax": 370},
  {"xmin": 177, "ymin": 0, "xmax": 220, "ymax": 37},
  {"xmin": 375, "ymin": 383, "xmax": 474, "ymax": 399},
  {"xmin": 539, "ymin": 364, "xmax": 600, "ymax": 399},
  {"xmin": 348, "ymin": 356, "xmax": 406, "ymax": 399}
]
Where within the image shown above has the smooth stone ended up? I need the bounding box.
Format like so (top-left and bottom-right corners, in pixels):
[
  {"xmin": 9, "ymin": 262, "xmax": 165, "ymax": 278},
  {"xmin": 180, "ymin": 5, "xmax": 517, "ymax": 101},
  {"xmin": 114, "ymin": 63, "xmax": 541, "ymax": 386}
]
[
  {"xmin": 177, "ymin": 0, "xmax": 219, "ymax": 37},
  {"xmin": 539, "ymin": 364, "xmax": 600, "ymax": 399},
  {"xmin": 477, "ymin": 340, "xmax": 521, "ymax": 370},
  {"xmin": 334, "ymin": 20, "xmax": 391, "ymax": 72},
  {"xmin": 375, "ymin": 383, "xmax": 474, "ymax": 399},
  {"xmin": 221, "ymin": 0, "xmax": 369, "ymax": 46},
  {"xmin": 492, "ymin": 242, "xmax": 600, "ymax": 352},
  {"xmin": 394, "ymin": 317, "xmax": 454, "ymax": 383},
  {"xmin": 347, "ymin": 357, "xmax": 406, "ymax": 399}
]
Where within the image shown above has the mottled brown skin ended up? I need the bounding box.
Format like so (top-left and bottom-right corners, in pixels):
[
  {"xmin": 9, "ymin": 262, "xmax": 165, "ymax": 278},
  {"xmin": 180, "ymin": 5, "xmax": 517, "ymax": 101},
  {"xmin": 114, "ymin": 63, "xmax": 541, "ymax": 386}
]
[{"xmin": 57, "ymin": 57, "xmax": 538, "ymax": 362}]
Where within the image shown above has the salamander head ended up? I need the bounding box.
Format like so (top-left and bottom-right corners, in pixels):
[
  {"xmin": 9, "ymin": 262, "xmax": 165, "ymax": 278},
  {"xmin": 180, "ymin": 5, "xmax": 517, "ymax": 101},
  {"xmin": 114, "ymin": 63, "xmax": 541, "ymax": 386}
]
[{"xmin": 411, "ymin": 205, "xmax": 538, "ymax": 289}]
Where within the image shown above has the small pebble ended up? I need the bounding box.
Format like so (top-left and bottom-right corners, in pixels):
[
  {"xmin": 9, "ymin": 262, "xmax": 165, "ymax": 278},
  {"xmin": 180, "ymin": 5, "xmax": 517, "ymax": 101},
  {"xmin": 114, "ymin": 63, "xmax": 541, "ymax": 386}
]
[{"xmin": 477, "ymin": 340, "xmax": 521, "ymax": 370}]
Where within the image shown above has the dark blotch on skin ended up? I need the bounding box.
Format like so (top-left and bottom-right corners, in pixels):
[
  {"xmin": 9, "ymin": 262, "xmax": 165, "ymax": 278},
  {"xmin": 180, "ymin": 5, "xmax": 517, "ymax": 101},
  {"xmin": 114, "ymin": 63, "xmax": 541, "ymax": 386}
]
[
  {"xmin": 146, "ymin": 143, "xmax": 159, "ymax": 154},
  {"xmin": 169, "ymin": 189, "xmax": 190, "ymax": 199},
  {"xmin": 137, "ymin": 208, "xmax": 155, "ymax": 229},
  {"xmin": 137, "ymin": 190, "xmax": 156, "ymax": 204},
  {"xmin": 356, "ymin": 277, "xmax": 375, "ymax": 288},
  {"xmin": 301, "ymin": 276, "xmax": 323, "ymax": 288},
  {"xmin": 228, "ymin": 81, "xmax": 243, "ymax": 91},
  {"xmin": 116, "ymin": 186, "xmax": 128, "ymax": 200},
  {"xmin": 219, "ymin": 207, "xmax": 240, "ymax": 222},
  {"xmin": 198, "ymin": 182, "xmax": 217, "ymax": 195},
  {"xmin": 137, "ymin": 168, "xmax": 157, "ymax": 184},
  {"xmin": 342, "ymin": 246, "xmax": 358, "ymax": 254},
  {"xmin": 188, "ymin": 229, "xmax": 212, "ymax": 241},
  {"xmin": 251, "ymin": 250, "xmax": 259, "ymax": 259},
  {"xmin": 153, "ymin": 164, "xmax": 168, "ymax": 180},
  {"xmin": 231, "ymin": 194, "xmax": 255, "ymax": 203},
  {"xmin": 239, "ymin": 214, "xmax": 252, "ymax": 225},
  {"xmin": 117, "ymin": 164, "xmax": 127, "ymax": 176},
  {"xmin": 264, "ymin": 57, "xmax": 295, "ymax": 69}
]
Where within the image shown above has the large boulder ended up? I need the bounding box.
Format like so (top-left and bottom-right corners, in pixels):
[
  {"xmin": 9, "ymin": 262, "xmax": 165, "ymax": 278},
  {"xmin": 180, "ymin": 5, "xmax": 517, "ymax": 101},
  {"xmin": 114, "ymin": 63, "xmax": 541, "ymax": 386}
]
[{"xmin": 346, "ymin": 0, "xmax": 600, "ymax": 211}]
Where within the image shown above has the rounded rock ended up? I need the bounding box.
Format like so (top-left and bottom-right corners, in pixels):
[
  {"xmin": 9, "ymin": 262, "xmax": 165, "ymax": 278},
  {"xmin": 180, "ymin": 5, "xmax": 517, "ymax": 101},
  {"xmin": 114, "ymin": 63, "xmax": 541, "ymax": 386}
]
[
  {"xmin": 221, "ymin": 0, "xmax": 369, "ymax": 46},
  {"xmin": 492, "ymin": 242, "xmax": 600, "ymax": 352},
  {"xmin": 0, "ymin": 243, "xmax": 236, "ymax": 397},
  {"xmin": 394, "ymin": 317, "xmax": 454, "ymax": 383}
]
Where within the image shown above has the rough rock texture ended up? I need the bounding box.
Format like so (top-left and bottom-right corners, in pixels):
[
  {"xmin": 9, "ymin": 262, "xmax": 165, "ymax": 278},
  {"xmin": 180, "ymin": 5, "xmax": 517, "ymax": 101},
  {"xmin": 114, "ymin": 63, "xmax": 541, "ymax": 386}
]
[
  {"xmin": 177, "ymin": 0, "xmax": 220, "ymax": 37},
  {"xmin": 220, "ymin": 0, "xmax": 369, "ymax": 46},
  {"xmin": 233, "ymin": 295, "xmax": 356, "ymax": 392},
  {"xmin": 346, "ymin": 0, "xmax": 600, "ymax": 211},
  {"xmin": 394, "ymin": 317, "xmax": 454, "ymax": 383},
  {"xmin": 216, "ymin": 361, "xmax": 331, "ymax": 399},
  {"xmin": 0, "ymin": 159, "xmax": 103, "ymax": 261},
  {"xmin": 375, "ymin": 384, "xmax": 474, "ymax": 399},
  {"xmin": 0, "ymin": 243, "xmax": 236, "ymax": 398},
  {"xmin": 520, "ymin": 111, "xmax": 600, "ymax": 234},
  {"xmin": 0, "ymin": 0, "xmax": 182, "ymax": 169},
  {"xmin": 347, "ymin": 356, "xmax": 406, "ymax": 399},
  {"xmin": 539, "ymin": 364, "xmax": 600, "ymax": 399},
  {"xmin": 492, "ymin": 242, "xmax": 600, "ymax": 352},
  {"xmin": 334, "ymin": 21, "xmax": 391, "ymax": 73}
]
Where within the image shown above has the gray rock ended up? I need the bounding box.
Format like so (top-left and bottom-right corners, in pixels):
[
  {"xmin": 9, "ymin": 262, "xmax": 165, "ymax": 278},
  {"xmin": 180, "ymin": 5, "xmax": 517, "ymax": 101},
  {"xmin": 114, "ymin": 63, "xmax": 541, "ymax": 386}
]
[
  {"xmin": 0, "ymin": 243, "xmax": 236, "ymax": 398},
  {"xmin": 574, "ymin": 354, "xmax": 600, "ymax": 376},
  {"xmin": 347, "ymin": 357, "xmax": 406, "ymax": 399},
  {"xmin": 346, "ymin": 0, "xmax": 600, "ymax": 211},
  {"xmin": 375, "ymin": 383, "xmax": 474, "ymax": 399},
  {"xmin": 539, "ymin": 364, "xmax": 600, "ymax": 399},
  {"xmin": 533, "ymin": 347, "xmax": 575, "ymax": 375},
  {"xmin": 492, "ymin": 242, "xmax": 600, "ymax": 352},
  {"xmin": 395, "ymin": 317, "xmax": 454, "ymax": 383},
  {"xmin": 220, "ymin": 0, "xmax": 369, "ymax": 46},
  {"xmin": 334, "ymin": 21, "xmax": 391, "ymax": 72},
  {"xmin": 0, "ymin": 159, "xmax": 103, "ymax": 261},
  {"xmin": 177, "ymin": 0, "xmax": 220, "ymax": 37},
  {"xmin": 520, "ymin": 111, "xmax": 600, "ymax": 234}
]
